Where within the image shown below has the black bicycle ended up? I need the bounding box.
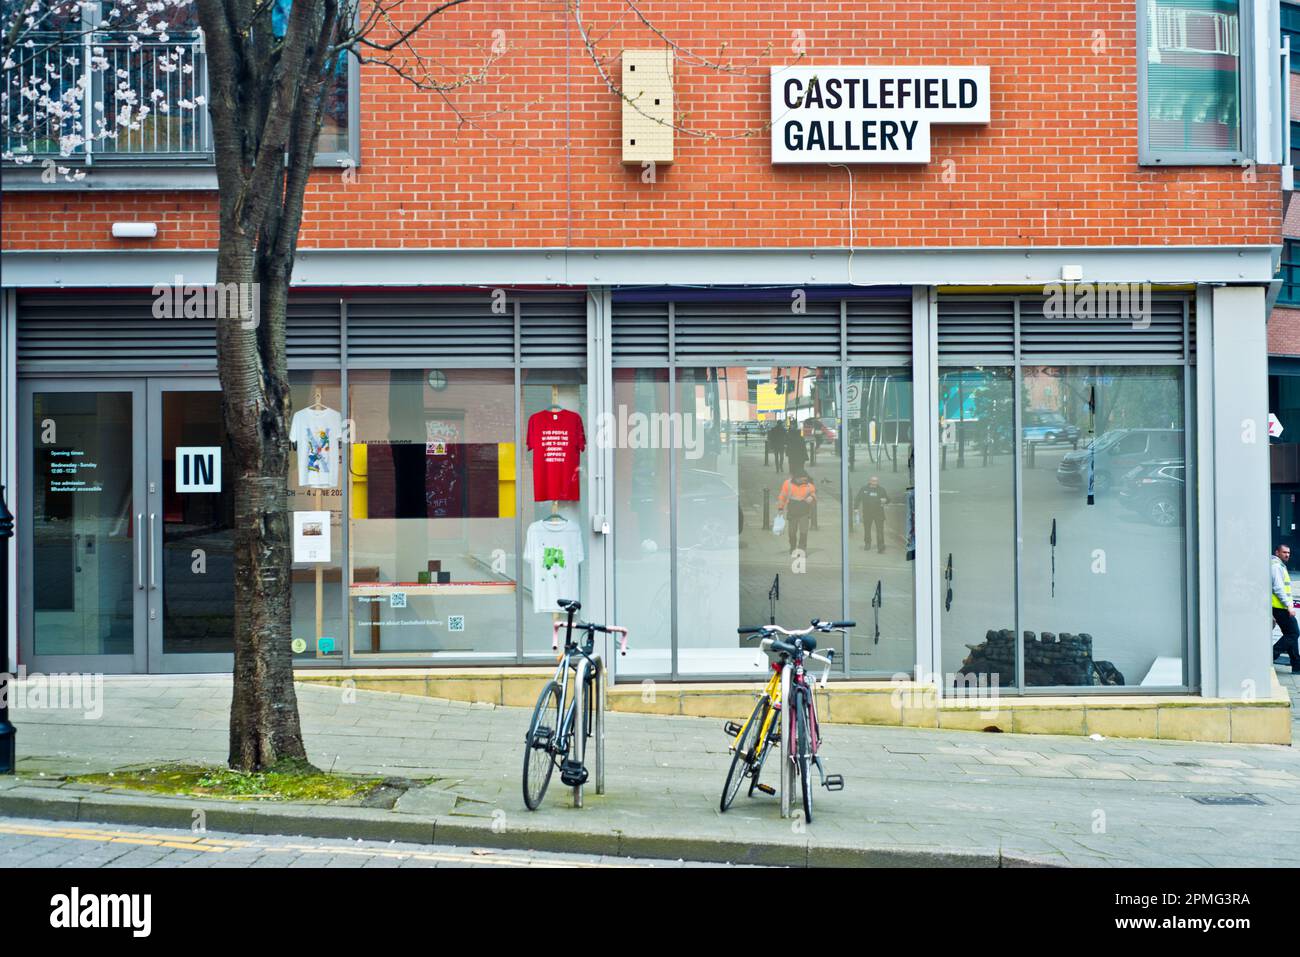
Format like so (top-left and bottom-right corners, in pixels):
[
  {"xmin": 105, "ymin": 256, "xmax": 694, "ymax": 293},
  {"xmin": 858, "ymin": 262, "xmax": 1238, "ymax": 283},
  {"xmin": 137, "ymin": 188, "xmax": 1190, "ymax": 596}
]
[{"xmin": 522, "ymin": 599, "xmax": 628, "ymax": 811}]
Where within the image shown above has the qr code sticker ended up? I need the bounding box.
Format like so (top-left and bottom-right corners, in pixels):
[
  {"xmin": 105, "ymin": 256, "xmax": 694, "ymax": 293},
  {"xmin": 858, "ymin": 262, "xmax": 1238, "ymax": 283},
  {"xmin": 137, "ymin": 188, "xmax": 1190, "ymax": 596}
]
[
  {"xmin": 390, "ymin": 592, "xmax": 407, "ymax": 609},
  {"xmin": 448, "ymin": 615, "xmax": 466, "ymax": 633}
]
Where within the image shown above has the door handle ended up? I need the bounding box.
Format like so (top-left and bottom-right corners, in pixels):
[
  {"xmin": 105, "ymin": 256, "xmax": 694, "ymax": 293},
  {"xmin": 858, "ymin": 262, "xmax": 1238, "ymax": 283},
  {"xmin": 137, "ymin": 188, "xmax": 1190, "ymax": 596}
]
[
  {"xmin": 148, "ymin": 512, "xmax": 156, "ymax": 590},
  {"xmin": 136, "ymin": 513, "xmax": 144, "ymax": 590}
]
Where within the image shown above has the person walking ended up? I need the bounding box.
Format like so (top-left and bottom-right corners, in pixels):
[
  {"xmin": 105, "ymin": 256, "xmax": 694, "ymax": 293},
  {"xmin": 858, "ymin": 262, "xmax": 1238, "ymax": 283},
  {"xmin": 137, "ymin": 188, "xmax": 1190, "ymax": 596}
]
[
  {"xmin": 766, "ymin": 421, "xmax": 785, "ymax": 472},
  {"xmin": 785, "ymin": 420, "xmax": 808, "ymax": 477},
  {"xmin": 778, "ymin": 470, "xmax": 816, "ymax": 554},
  {"xmin": 1272, "ymin": 544, "xmax": 1300, "ymax": 673},
  {"xmin": 855, "ymin": 475, "xmax": 890, "ymax": 552}
]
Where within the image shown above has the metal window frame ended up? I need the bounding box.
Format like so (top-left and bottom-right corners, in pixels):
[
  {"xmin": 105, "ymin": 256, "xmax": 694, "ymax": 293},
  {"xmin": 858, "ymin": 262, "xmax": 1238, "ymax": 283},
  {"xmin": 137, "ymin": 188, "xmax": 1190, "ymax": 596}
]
[
  {"xmin": 1137, "ymin": 0, "xmax": 1254, "ymax": 166},
  {"xmin": 934, "ymin": 292, "xmax": 1197, "ymax": 696},
  {"xmin": 606, "ymin": 292, "xmax": 918, "ymax": 684},
  {"xmin": 313, "ymin": 48, "xmax": 362, "ymax": 170}
]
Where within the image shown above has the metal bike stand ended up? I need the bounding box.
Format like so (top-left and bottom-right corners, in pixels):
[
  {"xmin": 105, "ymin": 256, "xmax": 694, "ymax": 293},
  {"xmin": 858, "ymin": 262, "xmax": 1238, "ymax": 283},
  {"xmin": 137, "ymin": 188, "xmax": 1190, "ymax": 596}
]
[
  {"xmin": 571, "ymin": 655, "xmax": 606, "ymax": 808},
  {"xmin": 779, "ymin": 663, "xmax": 793, "ymax": 819},
  {"xmin": 594, "ymin": 655, "xmax": 606, "ymax": 795}
]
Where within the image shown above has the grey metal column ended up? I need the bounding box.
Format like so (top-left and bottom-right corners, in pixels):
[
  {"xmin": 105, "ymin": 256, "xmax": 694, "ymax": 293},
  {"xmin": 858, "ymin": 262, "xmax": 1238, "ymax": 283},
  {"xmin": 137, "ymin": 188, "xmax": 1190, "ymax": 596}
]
[
  {"xmin": 1204, "ymin": 285, "xmax": 1273, "ymax": 699},
  {"xmin": 911, "ymin": 286, "xmax": 938, "ymax": 686},
  {"xmin": 586, "ymin": 288, "xmax": 615, "ymax": 666},
  {"xmin": 1196, "ymin": 285, "xmax": 1218, "ymax": 696}
]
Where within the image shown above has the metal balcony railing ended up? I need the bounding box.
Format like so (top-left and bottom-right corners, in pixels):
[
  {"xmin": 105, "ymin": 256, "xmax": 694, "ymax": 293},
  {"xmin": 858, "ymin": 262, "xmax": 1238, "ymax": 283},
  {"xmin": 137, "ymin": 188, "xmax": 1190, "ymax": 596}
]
[{"xmin": 3, "ymin": 29, "xmax": 212, "ymax": 164}]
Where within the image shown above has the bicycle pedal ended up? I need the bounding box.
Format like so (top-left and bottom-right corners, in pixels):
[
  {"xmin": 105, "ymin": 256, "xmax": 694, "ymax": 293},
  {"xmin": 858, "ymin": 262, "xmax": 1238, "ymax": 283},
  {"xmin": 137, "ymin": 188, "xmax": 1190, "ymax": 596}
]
[
  {"xmin": 723, "ymin": 720, "xmax": 744, "ymax": 738},
  {"xmin": 559, "ymin": 759, "xmax": 589, "ymax": 787},
  {"xmin": 755, "ymin": 783, "xmax": 776, "ymax": 795},
  {"xmin": 823, "ymin": 774, "xmax": 844, "ymax": 791},
  {"xmin": 530, "ymin": 727, "xmax": 553, "ymax": 747}
]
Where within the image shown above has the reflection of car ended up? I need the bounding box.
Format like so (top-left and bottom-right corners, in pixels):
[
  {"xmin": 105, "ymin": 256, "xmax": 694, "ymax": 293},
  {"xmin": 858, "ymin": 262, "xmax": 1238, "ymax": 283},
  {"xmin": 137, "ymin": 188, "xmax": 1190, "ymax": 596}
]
[
  {"xmin": 1118, "ymin": 459, "xmax": 1185, "ymax": 527},
  {"xmin": 801, "ymin": 417, "xmax": 838, "ymax": 445},
  {"xmin": 1056, "ymin": 428, "xmax": 1183, "ymax": 492},
  {"xmin": 631, "ymin": 468, "xmax": 743, "ymax": 547},
  {"xmin": 1023, "ymin": 410, "xmax": 1080, "ymax": 448},
  {"xmin": 733, "ymin": 420, "xmax": 768, "ymax": 438}
]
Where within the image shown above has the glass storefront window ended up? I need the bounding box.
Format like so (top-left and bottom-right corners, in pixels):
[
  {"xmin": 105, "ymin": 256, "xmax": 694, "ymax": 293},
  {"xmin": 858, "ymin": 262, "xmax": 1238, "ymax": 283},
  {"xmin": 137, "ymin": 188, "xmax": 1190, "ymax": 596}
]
[
  {"xmin": 521, "ymin": 369, "xmax": 589, "ymax": 655},
  {"xmin": 612, "ymin": 368, "xmax": 672, "ymax": 677},
  {"xmin": 846, "ymin": 368, "xmax": 916, "ymax": 676},
  {"xmin": 938, "ymin": 367, "xmax": 1017, "ymax": 690},
  {"xmin": 1020, "ymin": 366, "xmax": 1187, "ymax": 687},
  {"xmin": 289, "ymin": 371, "xmax": 345, "ymax": 662},
  {"xmin": 675, "ymin": 366, "xmax": 843, "ymax": 675},
  {"xmin": 348, "ymin": 369, "xmax": 518, "ymax": 658}
]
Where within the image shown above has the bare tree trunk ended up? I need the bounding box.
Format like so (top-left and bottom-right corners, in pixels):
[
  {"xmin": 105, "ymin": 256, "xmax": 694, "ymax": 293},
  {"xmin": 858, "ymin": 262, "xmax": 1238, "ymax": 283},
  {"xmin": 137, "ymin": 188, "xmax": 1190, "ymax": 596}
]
[{"xmin": 215, "ymin": 229, "xmax": 310, "ymax": 771}]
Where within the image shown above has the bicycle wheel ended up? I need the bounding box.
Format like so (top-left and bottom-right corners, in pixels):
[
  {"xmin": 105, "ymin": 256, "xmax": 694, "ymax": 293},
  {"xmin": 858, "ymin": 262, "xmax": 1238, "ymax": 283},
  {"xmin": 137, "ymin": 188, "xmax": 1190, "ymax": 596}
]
[
  {"xmin": 721, "ymin": 696, "xmax": 767, "ymax": 812},
  {"xmin": 749, "ymin": 705, "xmax": 779, "ymax": 797},
  {"xmin": 522, "ymin": 681, "xmax": 561, "ymax": 811},
  {"xmin": 795, "ymin": 688, "xmax": 814, "ymax": 824}
]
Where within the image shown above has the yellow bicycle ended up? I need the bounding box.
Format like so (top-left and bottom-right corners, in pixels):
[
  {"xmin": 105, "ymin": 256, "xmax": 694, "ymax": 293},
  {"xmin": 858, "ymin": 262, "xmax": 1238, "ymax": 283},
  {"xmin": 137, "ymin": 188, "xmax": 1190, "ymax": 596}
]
[{"xmin": 720, "ymin": 620, "xmax": 852, "ymax": 818}]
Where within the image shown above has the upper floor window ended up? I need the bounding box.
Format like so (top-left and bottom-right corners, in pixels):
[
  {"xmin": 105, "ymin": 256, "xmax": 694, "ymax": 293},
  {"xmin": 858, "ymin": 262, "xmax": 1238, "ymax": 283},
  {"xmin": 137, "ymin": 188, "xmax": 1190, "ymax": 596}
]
[
  {"xmin": 1139, "ymin": 0, "xmax": 1249, "ymax": 165},
  {"xmin": 271, "ymin": 0, "xmax": 357, "ymax": 165},
  {"xmin": 2, "ymin": 0, "xmax": 357, "ymax": 178}
]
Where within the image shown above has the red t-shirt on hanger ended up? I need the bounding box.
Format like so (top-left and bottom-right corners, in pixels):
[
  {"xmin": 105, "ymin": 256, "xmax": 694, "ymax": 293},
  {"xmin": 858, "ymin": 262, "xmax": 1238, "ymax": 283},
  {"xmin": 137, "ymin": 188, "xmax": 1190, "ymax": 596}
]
[{"xmin": 526, "ymin": 408, "xmax": 585, "ymax": 501}]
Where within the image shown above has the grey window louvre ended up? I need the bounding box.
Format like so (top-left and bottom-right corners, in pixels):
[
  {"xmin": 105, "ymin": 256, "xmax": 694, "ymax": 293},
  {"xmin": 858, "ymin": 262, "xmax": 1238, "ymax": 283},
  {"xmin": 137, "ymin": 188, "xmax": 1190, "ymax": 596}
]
[
  {"xmin": 672, "ymin": 300, "xmax": 841, "ymax": 364},
  {"xmin": 938, "ymin": 295, "xmax": 1193, "ymax": 364},
  {"xmin": 1018, "ymin": 296, "xmax": 1188, "ymax": 362},
  {"xmin": 612, "ymin": 303, "xmax": 670, "ymax": 365},
  {"xmin": 846, "ymin": 298, "xmax": 912, "ymax": 363},
  {"xmin": 519, "ymin": 295, "xmax": 587, "ymax": 361},
  {"xmin": 346, "ymin": 297, "xmax": 514, "ymax": 364},
  {"xmin": 937, "ymin": 298, "xmax": 1015, "ymax": 363},
  {"xmin": 16, "ymin": 292, "xmax": 341, "ymax": 372},
  {"xmin": 347, "ymin": 294, "xmax": 585, "ymax": 365}
]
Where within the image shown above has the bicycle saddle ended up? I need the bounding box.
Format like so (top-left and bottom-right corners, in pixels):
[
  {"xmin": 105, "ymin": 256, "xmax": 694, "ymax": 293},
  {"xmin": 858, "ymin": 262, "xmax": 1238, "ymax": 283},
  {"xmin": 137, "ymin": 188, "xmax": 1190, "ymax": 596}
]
[{"xmin": 556, "ymin": 598, "xmax": 582, "ymax": 612}]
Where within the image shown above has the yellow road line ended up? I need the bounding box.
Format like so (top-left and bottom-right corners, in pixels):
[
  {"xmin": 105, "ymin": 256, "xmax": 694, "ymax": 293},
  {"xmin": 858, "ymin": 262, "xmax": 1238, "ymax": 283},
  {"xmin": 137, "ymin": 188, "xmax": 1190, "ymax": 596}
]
[{"xmin": 0, "ymin": 822, "xmax": 641, "ymax": 866}]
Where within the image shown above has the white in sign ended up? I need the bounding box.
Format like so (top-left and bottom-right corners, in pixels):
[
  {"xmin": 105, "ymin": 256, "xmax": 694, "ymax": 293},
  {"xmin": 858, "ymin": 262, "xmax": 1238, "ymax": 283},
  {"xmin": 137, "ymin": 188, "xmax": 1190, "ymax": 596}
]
[
  {"xmin": 1270, "ymin": 413, "xmax": 1284, "ymax": 439},
  {"xmin": 770, "ymin": 65, "xmax": 990, "ymax": 164},
  {"xmin": 176, "ymin": 446, "xmax": 222, "ymax": 492}
]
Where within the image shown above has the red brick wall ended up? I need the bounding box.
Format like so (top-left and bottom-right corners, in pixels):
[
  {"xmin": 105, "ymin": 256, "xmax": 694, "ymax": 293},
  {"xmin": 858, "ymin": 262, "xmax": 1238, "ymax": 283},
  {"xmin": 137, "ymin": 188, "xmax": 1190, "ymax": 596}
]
[
  {"xmin": 1271, "ymin": 307, "xmax": 1300, "ymax": 356},
  {"xmin": 0, "ymin": 0, "xmax": 1282, "ymax": 251}
]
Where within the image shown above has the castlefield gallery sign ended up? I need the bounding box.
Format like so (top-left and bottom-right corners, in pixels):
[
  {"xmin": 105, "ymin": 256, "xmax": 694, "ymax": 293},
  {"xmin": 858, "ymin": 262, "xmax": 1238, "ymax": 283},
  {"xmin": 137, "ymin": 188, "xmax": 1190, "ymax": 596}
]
[{"xmin": 770, "ymin": 65, "xmax": 990, "ymax": 163}]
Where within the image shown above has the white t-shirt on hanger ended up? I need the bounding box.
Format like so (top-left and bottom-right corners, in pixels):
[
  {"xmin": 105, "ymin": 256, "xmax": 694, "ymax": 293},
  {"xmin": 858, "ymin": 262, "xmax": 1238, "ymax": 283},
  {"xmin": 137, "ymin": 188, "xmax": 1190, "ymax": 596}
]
[
  {"xmin": 289, "ymin": 406, "xmax": 343, "ymax": 489},
  {"xmin": 524, "ymin": 517, "xmax": 584, "ymax": 614}
]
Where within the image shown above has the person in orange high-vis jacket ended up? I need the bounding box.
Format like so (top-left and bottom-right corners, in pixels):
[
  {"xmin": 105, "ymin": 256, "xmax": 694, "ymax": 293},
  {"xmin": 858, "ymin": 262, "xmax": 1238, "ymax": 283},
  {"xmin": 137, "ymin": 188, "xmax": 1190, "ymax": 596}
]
[{"xmin": 778, "ymin": 471, "xmax": 817, "ymax": 553}]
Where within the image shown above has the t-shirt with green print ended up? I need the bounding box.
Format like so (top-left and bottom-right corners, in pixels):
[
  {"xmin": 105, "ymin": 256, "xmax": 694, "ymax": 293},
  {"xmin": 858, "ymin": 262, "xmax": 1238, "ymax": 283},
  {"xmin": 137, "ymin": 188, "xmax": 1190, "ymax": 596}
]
[{"xmin": 524, "ymin": 517, "xmax": 585, "ymax": 614}]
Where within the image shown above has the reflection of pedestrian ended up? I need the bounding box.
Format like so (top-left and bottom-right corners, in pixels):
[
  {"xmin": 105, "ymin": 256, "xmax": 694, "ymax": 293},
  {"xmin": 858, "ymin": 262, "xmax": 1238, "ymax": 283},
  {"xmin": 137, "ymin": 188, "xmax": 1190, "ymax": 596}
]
[
  {"xmin": 785, "ymin": 421, "xmax": 807, "ymax": 476},
  {"xmin": 1272, "ymin": 544, "xmax": 1300, "ymax": 673},
  {"xmin": 778, "ymin": 471, "xmax": 816, "ymax": 553},
  {"xmin": 766, "ymin": 423, "xmax": 784, "ymax": 471},
  {"xmin": 855, "ymin": 476, "xmax": 890, "ymax": 552}
]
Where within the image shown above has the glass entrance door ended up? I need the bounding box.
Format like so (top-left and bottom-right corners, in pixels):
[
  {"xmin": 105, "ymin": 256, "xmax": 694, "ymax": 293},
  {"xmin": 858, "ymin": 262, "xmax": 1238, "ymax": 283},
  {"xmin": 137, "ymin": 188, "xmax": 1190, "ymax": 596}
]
[
  {"xmin": 147, "ymin": 380, "xmax": 235, "ymax": 673},
  {"xmin": 19, "ymin": 381, "xmax": 148, "ymax": 673},
  {"xmin": 19, "ymin": 378, "xmax": 235, "ymax": 675}
]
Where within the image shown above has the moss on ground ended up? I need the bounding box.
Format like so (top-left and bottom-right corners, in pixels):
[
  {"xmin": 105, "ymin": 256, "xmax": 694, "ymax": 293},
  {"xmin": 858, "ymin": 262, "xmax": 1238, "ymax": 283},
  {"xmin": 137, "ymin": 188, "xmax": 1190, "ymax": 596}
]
[{"xmin": 71, "ymin": 763, "xmax": 384, "ymax": 802}]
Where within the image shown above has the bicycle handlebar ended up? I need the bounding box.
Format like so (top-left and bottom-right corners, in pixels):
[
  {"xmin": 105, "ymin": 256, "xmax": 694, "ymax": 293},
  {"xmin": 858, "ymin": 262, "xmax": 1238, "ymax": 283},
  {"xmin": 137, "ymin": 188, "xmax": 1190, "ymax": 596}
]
[
  {"xmin": 551, "ymin": 620, "xmax": 629, "ymax": 656},
  {"xmin": 738, "ymin": 619, "xmax": 856, "ymax": 638}
]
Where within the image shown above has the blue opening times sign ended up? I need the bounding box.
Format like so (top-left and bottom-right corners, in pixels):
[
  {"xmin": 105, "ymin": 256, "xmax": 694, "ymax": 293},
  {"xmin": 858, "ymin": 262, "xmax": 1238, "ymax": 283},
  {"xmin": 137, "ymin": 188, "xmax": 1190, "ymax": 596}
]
[{"xmin": 770, "ymin": 65, "xmax": 991, "ymax": 164}]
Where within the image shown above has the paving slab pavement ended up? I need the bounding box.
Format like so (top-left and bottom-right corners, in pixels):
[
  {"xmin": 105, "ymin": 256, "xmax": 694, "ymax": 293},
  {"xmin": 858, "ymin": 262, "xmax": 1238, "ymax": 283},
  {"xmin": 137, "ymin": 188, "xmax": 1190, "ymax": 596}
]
[{"xmin": 2, "ymin": 672, "xmax": 1299, "ymax": 866}]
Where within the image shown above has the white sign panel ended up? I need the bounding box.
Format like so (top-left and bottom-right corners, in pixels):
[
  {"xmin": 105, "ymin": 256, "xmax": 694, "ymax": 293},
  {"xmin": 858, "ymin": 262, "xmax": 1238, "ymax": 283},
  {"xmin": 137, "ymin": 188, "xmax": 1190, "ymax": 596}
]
[
  {"xmin": 771, "ymin": 65, "xmax": 990, "ymax": 164},
  {"xmin": 176, "ymin": 446, "xmax": 222, "ymax": 493},
  {"xmin": 1270, "ymin": 413, "xmax": 1284, "ymax": 438},
  {"xmin": 293, "ymin": 510, "xmax": 331, "ymax": 563}
]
